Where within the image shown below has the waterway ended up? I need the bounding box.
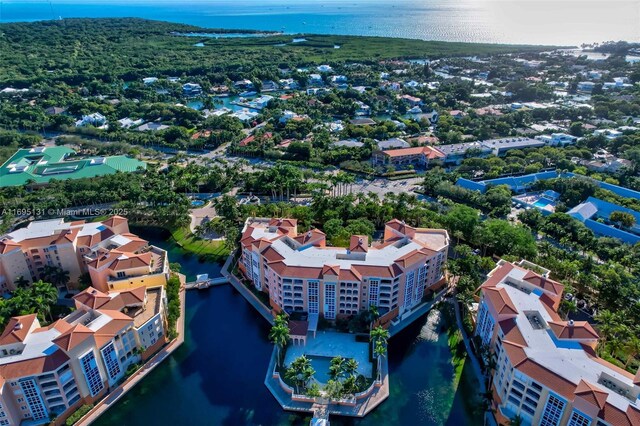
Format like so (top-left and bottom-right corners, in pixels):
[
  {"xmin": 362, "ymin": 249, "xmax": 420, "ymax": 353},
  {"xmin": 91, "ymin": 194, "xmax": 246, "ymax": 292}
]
[{"xmin": 93, "ymin": 228, "xmax": 481, "ymax": 425}]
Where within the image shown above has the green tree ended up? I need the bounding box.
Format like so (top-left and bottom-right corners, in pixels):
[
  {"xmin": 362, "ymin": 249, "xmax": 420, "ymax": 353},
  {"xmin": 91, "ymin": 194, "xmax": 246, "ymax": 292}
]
[
  {"xmin": 269, "ymin": 314, "xmax": 290, "ymax": 367},
  {"xmin": 610, "ymin": 211, "xmax": 635, "ymax": 228}
]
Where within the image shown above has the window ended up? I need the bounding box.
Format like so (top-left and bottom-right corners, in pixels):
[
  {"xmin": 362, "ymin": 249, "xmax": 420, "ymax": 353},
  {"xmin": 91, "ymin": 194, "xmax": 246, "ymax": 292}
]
[
  {"xmin": 117, "ymin": 271, "xmax": 125, "ymax": 278},
  {"xmin": 568, "ymin": 410, "xmax": 591, "ymax": 426},
  {"xmin": 368, "ymin": 279, "xmax": 380, "ymax": 308},
  {"xmin": 324, "ymin": 283, "xmax": 336, "ymax": 319},
  {"xmin": 403, "ymin": 271, "xmax": 415, "ymax": 309},
  {"xmin": 19, "ymin": 378, "xmax": 48, "ymax": 420},
  {"xmin": 540, "ymin": 394, "xmax": 565, "ymax": 426},
  {"xmin": 100, "ymin": 342, "xmax": 122, "ymax": 381},
  {"xmin": 475, "ymin": 301, "xmax": 495, "ymax": 345},
  {"xmin": 80, "ymin": 351, "xmax": 104, "ymax": 397},
  {"xmin": 308, "ymin": 281, "xmax": 319, "ymax": 314}
]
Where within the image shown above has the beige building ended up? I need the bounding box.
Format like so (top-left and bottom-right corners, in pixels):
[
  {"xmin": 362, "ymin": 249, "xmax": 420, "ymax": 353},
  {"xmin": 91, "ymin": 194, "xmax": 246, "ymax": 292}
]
[
  {"xmin": 475, "ymin": 260, "xmax": 640, "ymax": 426},
  {"xmin": 0, "ymin": 216, "xmax": 169, "ymax": 293},
  {"xmin": 0, "ymin": 285, "xmax": 166, "ymax": 425},
  {"xmin": 239, "ymin": 218, "xmax": 449, "ymax": 326},
  {"xmin": 371, "ymin": 145, "xmax": 445, "ymax": 169}
]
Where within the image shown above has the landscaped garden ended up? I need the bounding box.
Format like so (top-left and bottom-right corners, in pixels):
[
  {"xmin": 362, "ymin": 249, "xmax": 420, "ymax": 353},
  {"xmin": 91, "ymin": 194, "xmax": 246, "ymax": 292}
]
[{"xmin": 269, "ymin": 314, "xmax": 388, "ymax": 400}]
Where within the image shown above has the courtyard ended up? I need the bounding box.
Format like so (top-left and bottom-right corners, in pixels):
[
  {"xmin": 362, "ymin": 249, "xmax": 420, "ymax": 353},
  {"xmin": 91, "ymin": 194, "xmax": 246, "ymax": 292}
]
[{"xmin": 284, "ymin": 331, "xmax": 373, "ymax": 384}]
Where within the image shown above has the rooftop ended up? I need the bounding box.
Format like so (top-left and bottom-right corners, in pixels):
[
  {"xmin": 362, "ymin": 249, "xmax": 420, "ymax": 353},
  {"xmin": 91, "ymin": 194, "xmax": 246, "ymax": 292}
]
[
  {"xmin": 0, "ymin": 147, "xmax": 146, "ymax": 187},
  {"xmin": 481, "ymin": 260, "xmax": 640, "ymax": 420}
]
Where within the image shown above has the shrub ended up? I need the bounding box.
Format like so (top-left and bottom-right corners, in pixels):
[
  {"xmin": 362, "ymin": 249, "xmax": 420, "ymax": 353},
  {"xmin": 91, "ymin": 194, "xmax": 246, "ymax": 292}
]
[{"xmin": 65, "ymin": 404, "xmax": 94, "ymax": 426}]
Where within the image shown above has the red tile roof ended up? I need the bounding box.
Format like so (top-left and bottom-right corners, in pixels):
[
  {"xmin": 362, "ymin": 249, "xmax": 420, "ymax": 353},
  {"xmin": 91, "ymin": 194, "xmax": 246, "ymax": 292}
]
[
  {"xmin": 53, "ymin": 324, "xmax": 94, "ymax": 351},
  {"xmin": 483, "ymin": 287, "xmax": 518, "ymax": 316},
  {"xmin": 522, "ymin": 270, "xmax": 564, "ymax": 295},
  {"xmin": 0, "ymin": 314, "xmax": 38, "ymax": 345},
  {"xmin": 0, "ymin": 350, "xmax": 69, "ymax": 379},
  {"xmin": 349, "ymin": 235, "xmax": 368, "ymax": 253},
  {"xmin": 380, "ymin": 145, "xmax": 445, "ymax": 159},
  {"xmin": 574, "ymin": 379, "xmax": 608, "ymax": 410},
  {"xmin": 499, "ymin": 319, "xmax": 527, "ymax": 347},
  {"xmin": 0, "ymin": 239, "xmax": 21, "ymax": 254},
  {"xmin": 289, "ymin": 320, "xmax": 308, "ymax": 337},
  {"xmin": 548, "ymin": 320, "xmax": 599, "ymax": 340}
]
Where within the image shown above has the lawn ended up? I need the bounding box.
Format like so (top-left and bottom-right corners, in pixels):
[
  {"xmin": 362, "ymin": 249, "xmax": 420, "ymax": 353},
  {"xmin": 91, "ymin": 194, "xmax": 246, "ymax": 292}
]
[{"xmin": 170, "ymin": 226, "xmax": 230, "ymax": 261}]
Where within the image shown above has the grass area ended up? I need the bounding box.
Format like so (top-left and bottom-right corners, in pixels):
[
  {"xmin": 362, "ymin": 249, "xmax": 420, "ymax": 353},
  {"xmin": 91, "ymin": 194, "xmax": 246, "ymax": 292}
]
[{"xmin": 170, "ymin": 226, "xmax": 229, "ymax": 261}]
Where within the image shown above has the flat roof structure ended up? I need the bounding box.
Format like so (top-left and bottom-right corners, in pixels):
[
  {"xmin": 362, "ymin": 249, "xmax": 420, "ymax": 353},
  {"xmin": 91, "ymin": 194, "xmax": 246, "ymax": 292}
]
[
  {"xmin": 479, "ymin": 260, "xmax": 640, "ymax": 424},
  {"xmin": 0, "ymin": 147, "xmax": 146, "ymax": 187}
]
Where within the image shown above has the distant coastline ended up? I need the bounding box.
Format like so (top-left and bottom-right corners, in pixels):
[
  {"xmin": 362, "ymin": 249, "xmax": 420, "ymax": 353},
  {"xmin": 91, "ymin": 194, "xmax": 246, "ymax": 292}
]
[{"xmin": 1, "ymin": 0, "xmax": 638, "ymax": 45}]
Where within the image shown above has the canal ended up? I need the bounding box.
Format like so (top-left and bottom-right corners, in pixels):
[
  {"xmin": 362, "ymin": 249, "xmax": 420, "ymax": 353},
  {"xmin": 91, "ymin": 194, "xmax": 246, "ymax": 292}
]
[{"xmin": 94, "ymin": 229, "xmax": 481, "ymax": 426}]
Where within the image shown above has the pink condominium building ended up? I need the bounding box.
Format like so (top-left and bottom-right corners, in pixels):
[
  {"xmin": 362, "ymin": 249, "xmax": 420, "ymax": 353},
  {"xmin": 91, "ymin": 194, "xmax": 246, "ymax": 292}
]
[
  {"xmin": 0, "ymin": 216, "xmax": 169, "ymax": 294},
  {"xmin": 238, "ymin": 218, "xmax": 449, "ymax": 324},
  {"xmin": 475, "ymin": 260, "xmax": 640, "ymax": 426},
  {"xmin": 0, "ymin": 285, "xmax": 167, "ymax": 425}
]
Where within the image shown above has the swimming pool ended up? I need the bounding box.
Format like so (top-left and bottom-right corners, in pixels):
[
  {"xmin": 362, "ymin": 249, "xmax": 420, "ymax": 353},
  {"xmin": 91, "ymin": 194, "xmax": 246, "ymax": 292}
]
[
  {"xmin": 533, "ymin": 198, "xmax": 554, "ymax": 208},
  {"xmin": 308, "ymin": 355, "xmax": 334, "ymax": 384},
  {"xmin": 191, "ymin": 199, "xmax": 205, "ymax": 207}
]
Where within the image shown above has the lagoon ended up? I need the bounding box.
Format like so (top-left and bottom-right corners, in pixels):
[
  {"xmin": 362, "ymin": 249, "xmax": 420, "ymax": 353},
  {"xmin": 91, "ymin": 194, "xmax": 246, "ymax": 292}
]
[{"xmin": 92, "ymin": 228, "xmax": 481, "ymax": 425}]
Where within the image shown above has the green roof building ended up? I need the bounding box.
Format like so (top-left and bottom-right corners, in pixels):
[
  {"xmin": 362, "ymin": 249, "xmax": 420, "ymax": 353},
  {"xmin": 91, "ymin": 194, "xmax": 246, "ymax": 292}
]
[{"xmin": 0, "ymin": 146, "xmax": 147, "ymax": 187}]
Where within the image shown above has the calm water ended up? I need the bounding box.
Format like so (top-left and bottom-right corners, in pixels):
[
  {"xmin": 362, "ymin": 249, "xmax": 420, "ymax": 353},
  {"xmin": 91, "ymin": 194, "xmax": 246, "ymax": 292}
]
[
  {"xmin": 92, "ymin": 228, "xmax": 480, "ymax": 425},
  {"xmin": 2, "ymin": 1, "xmax": 639, "ymax": 45}
]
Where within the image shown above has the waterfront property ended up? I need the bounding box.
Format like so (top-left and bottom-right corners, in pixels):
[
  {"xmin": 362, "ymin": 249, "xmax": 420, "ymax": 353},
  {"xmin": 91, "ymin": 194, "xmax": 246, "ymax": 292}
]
[
  {"xmin": 567, "ymin": 197, "xmax": 640, "ymax": 244},
  {"xmin": 0, "ymin": 284, "xmax": 167, "ymax": 425},
  {"xmin": 0, "ymin": 147, "xmax": 146, "ymax": 187},
  {"xmin": 239, "ymin": 218, "xmax": 449, "ymax": 326},
  {"xmin": 475, "ymin": 259, "xmax": 640, "ymax": 426},
  {"xmin": 0, "ymin": 216, "xmax": 169, "ymax": 293},
  {"xmin": 284, "ymin": 331, "xmax": 372, "ymax": 384}
]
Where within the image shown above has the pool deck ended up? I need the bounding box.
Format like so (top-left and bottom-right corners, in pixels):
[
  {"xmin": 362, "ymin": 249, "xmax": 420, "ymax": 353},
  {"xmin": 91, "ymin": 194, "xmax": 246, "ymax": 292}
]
[
  {"xmin": 265, "ymin": 346, "xmax": 389, "ymax": 418},
  {"xmin": 284, "ymin": 332, "xmax": 373, "ymax": 380}
]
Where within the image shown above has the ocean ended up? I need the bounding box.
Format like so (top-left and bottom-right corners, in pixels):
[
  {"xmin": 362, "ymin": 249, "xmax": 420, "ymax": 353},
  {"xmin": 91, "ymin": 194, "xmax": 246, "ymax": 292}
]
[{"xmin": 1, "ymin": 0, "xmax": 639, "ymax": 46}]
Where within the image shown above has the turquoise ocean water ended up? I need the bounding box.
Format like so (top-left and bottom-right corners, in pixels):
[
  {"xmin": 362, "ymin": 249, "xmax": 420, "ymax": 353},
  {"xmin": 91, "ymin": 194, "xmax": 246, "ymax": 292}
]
[{"xmin": 1, "ymin": 0, "xmax": 639, "ymax": 45}]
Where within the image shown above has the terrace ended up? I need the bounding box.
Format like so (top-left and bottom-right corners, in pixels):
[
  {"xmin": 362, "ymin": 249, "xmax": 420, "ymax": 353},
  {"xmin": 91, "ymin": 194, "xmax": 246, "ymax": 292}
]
[{"xmin": 284, "ymin": 331, "xmax": 373, "ymax": 383}]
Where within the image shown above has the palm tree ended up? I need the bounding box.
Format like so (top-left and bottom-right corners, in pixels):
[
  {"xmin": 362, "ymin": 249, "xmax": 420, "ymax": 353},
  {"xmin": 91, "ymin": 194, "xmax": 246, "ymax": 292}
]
[
  {"xmin": 14, "ymin": 276, "xmax": 30, "ymax": 289},
  {"xmin": 343, "ymin": 358, "xmax": 359, "ymax": 379},
  {"xmin": 31, "ymin": 280, "xmax": 58, "ymax": 322},
  {"xmin": 269, "ymin": 314, "xmax": 290, "ymax": 367},
  {"xmin": 285, "ymin": 355, "xmax": 315, "ymax": 394},
  {"xmin": 373, "ymin": 340, "xmax": 386, "ymax": 382},
  {"xmin": 624, "ymin": 337, "xmax": 640, "ymax": 368},
  {"xmin": 370, "ymin": 325, "xmax": 390, "ymax": 346},
  {"xmin": 595, "ymin": 309, "xmax": 616, "ymax": 355},
  {"xmin": 329, "ymin": 356, "xmax": 346, "ymax": 381},
  {"xmin": 367, "ymin": 304, "xmax": 379, "ymax": 331}
]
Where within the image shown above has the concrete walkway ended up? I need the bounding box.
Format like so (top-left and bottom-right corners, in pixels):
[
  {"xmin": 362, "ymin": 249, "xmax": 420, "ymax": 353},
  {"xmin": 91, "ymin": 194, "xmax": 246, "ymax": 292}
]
[
  {"xmin": 451, "ymin": 299, "xmax": 486, "ymax": 394},
  {"xmin": 264, "ymin": 347, "xmax": 389, "ymax": 418},
  {"xmin": 388, "ymin": 288, "xmax": 447, "ymax": 338},
  {"xmin": 221, "ymin": 252, "xmax": 274, "ymax": 325},
  {"xmin": 76, "ymin": 278, "xmax": 187, "ymax": 426}
]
